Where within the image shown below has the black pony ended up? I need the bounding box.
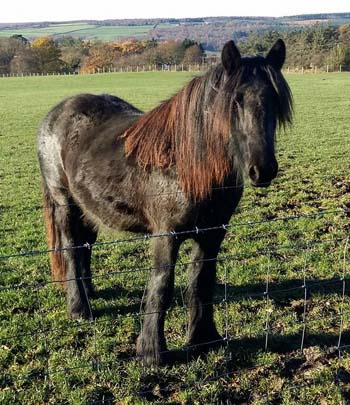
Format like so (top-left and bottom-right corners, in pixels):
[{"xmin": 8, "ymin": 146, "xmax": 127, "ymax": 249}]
[{"xmin": 37, "ymin": 40, "xmax": 292, "ymax": 365}]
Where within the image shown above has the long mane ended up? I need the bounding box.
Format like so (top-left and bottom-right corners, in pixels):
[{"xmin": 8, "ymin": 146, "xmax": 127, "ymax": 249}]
[{"xmin": 122, "ymin": 61, "xmax": 293, "ymax": 201}]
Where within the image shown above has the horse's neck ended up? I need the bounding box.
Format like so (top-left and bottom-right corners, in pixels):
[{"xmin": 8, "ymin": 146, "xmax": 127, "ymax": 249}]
[{"xmin": 123, "ymin": 73, "xmax": 235, "ymax": 201}]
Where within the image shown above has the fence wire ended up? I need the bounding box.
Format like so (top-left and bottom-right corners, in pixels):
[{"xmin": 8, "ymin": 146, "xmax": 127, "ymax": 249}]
[{"xmin": 1, "ymin": 207, "xmax": 348, "ymax": 262}]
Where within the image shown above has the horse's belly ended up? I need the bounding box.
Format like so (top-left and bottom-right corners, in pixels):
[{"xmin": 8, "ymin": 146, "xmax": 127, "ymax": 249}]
[{"xmin": 78, "ymin": 193, "xmax": 150, "ymax": 234}]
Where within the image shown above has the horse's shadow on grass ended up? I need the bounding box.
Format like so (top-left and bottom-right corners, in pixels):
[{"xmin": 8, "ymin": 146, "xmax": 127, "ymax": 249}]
[
  {"xmin": 91, "ymin": 284, "xmax": 143, "ymax": 318},
  {"xmin": 92, "ymin": 275, "xmax": 349, "ymax": 318},
  {"xmin": 94, "ymin": 273, "xmax": 349, "ymax": 297}
]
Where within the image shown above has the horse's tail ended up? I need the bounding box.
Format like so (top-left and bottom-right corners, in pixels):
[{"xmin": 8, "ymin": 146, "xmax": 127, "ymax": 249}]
[{"xmin": 42, "ymin": 183, "xmax": 67, "ymax": 291}]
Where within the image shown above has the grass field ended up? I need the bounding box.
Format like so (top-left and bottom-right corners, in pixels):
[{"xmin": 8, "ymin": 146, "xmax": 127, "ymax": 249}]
[
  {"xmin": 1, "ymin": 71, "xmax": 350, "ymax": 404},
  {"xmin": 0, "ymin": 23, "xmax": 173, "ymax": 41}
]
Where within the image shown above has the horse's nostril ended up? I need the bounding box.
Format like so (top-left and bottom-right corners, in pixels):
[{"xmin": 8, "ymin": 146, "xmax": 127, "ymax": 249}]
[{"xmin": 248, "ymin": 165, "xmax": 259, "ymax": 182}]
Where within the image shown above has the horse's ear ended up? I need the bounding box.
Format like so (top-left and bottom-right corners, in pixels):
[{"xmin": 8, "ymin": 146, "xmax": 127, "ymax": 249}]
[
  {"xmin": 221, "ymin": 40, "xmax": 241, "ymax": 74},
  {"xmin": 266, "ymin": 39, "xmax": 286, "ymax": 70}
]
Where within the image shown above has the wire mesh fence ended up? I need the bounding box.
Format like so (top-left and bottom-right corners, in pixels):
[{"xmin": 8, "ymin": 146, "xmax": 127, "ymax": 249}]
[{"xmin": 1, "ymin": 199, "xmax": 350, "ymax": 403}]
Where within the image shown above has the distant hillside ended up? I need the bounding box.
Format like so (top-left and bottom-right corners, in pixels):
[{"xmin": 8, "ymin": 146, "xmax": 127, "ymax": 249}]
[{"xmin": 0, "ymin": 12, "xmax": 349, "ymax": 50}]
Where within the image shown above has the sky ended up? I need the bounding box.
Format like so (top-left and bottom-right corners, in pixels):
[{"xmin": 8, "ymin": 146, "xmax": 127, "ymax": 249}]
[{"xmin": 1, "ymin": 0, "xmax": 349, "ymax": 23}]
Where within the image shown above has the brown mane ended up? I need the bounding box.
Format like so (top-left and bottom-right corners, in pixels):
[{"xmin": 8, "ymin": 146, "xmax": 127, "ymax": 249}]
[{"xmin": 122, "ymin": 62, "xmax": 292, "ymax": 201}]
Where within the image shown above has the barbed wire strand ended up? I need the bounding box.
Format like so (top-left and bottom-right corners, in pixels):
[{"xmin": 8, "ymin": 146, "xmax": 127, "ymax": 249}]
[
  {"xmin": 0, "ymin": 232, "xmax": 347, "ymax": 295},
  {"xmin": 1, "ymin": 208, "xmax": 348, "ymax": 262}
]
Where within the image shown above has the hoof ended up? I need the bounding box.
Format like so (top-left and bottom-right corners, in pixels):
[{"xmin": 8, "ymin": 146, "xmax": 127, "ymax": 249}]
[
  {"xmin": 136, "ymin": 335, "xmax": 169, "ymax": 366},
  {"xmin": 68, "ymin": 305, "xmax": 91, "ymax": 320}
]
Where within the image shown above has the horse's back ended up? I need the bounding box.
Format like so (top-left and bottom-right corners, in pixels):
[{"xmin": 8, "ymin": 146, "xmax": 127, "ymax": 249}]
[
  {"xmin": 37, "ymin": 93, "xmax": 140, "ymax": 145},
  {"xmin": 36, "ymin": 93, "xmax": 141, "ymax": 192}
]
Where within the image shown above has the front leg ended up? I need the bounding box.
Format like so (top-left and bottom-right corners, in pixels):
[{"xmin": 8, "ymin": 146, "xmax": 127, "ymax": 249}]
[
  {"xmin": 137, "ymin": 235, "xmax": 180, "ymax": 365},
  {"xmin": 186, "ymin": 230, "xmax": 226, "ymax": 348}
]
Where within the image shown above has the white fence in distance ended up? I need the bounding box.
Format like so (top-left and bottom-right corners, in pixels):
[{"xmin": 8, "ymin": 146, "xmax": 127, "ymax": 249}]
[{"xmin": 1, "ymin": 63, "xmax": 350, "ymax": 78}]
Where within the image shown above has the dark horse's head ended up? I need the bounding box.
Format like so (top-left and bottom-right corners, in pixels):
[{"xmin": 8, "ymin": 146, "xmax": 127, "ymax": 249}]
[
  {"xmin": 217, "ymin": 39, "xmax": 293, "ymax": 187},
  {"xmin": 123, "ymin": 39, "xmax": 293, "ymax": 200}
]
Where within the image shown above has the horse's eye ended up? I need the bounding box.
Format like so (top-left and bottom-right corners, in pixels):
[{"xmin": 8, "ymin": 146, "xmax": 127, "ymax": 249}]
[{"xmin": 235, "ymin": 93, "xmax": 244, "ymax": 105}]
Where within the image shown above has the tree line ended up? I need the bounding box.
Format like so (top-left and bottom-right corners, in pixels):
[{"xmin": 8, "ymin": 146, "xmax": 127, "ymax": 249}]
[
  {"xmin": 240, "ymin": 24, "xmax": 350, "ymax": 70},
  {"xmin": 0, "ymin": 24, "xmax": 349, "ymax": 75},
  {"xmin": 0, "ymin": 36, "xmax": 204, "ymax": 75}
]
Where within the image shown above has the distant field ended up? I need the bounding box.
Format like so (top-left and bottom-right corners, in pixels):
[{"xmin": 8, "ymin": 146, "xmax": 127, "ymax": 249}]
[
  {"xmin": 1, "ymin": 72, "xmax": 350, "ymax": 403},
  {"xmin": 0, "ymin": 22, "xmax": 174, "ymax": 40}
]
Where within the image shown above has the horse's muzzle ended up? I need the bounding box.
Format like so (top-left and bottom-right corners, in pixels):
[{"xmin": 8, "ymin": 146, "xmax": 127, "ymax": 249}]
[{"xmin": 248, "ymin": 161, "xmax": 278, "ymax": 187}]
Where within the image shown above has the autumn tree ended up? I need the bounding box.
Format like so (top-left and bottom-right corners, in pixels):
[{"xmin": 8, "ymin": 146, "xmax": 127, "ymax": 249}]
[
  {"xmin": 109, "ymin": 39, "xmax": 157, "ymax": 68},
  {"xmin": 10, "ymin": 48, "xmax": 39, "ymax": 74},
  {"xmin": 0, "ymin": 36, "xmax": 28, "ymax": 74},
  {"xmin": 57, "ymin": 37, "xmax": 89, "ymax": 72},
  {"xmin": 145, "ymin": 39, "xmax": 201, "ymax": 66},
  {"xmin": 338, "ymin": 25, "xmax": 350, "ymax": 45},
  {"xmin": 31, "ymin": 36, "xmax": 63, "ymax": 73},
  {"xmin": 112, "ymin": 39, "xmax": 153, "ymax": 55},
  {"xmin": 80, "ymin": 42, "xmax": 118, "ymax": 73},
  {"xmin": 328, "ymin": 44, "xmax": 350, "ymax": 68},
  {"xmin": 151, "ymin": 40, "xmax": 180, "ymax": 65},
  {"xmin": 182, "ymin": 44, "xmax": 204, "ymax": 65}
]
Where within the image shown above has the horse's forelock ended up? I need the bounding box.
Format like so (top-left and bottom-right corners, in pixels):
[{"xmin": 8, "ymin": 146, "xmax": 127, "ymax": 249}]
[{"xmin": 226, "ymin": 59, "xmax": 293, "ymax": 127}]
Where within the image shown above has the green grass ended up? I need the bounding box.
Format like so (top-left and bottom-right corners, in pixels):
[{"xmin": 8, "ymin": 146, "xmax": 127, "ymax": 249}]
[
  {"xmin": 0, "ymin": 23, "xmax": 98, "ymax": 38},
  {"xmin": 0, "ymin": 23, "xmax": 173, "ymax": 40},
  {"xmin": 1, "ymin": 71, "xmax": 350, "ymax": 404}
]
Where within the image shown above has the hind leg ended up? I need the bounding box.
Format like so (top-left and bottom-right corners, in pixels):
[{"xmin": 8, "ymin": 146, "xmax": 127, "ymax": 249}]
[
  {"xmin": 52, "ymin": 190, "xmax": 97, "ymax": 320},
  {"xmin": 78, "ymin": 218, "xmax": 97, "ymax": 297}
]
